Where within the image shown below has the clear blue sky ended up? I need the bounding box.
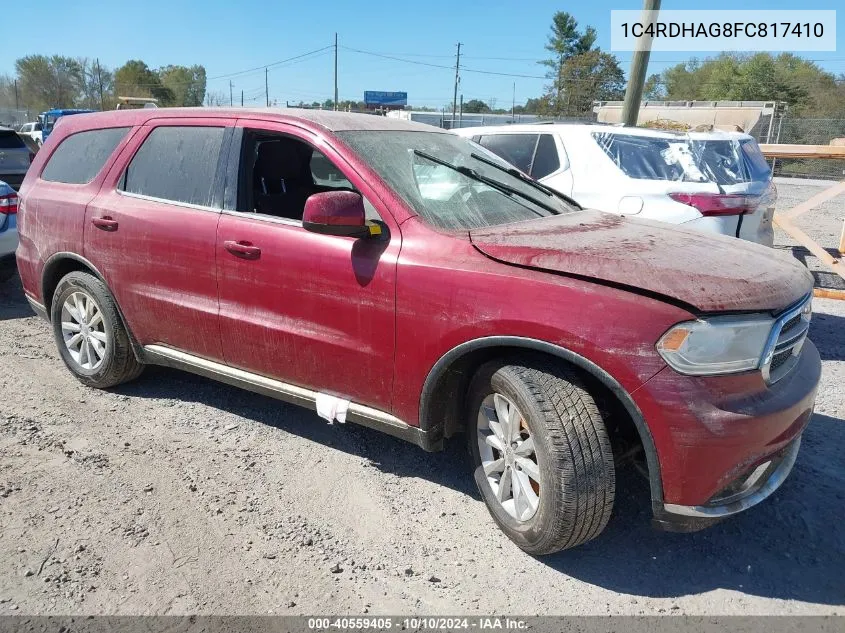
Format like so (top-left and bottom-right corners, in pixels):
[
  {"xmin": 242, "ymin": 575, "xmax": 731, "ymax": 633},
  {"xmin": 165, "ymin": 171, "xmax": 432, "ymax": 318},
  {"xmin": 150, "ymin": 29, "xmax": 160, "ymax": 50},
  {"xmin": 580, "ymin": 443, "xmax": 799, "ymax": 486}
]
[{"xmin": 1, "ymin": 0, "xmax": 841, "ymax": 109}]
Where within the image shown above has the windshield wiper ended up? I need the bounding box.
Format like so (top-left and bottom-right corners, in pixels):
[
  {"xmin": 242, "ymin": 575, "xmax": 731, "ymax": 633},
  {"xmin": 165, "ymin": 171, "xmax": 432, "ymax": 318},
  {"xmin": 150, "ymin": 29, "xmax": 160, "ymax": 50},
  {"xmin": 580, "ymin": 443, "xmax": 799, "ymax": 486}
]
[
  {"xmin": 470, "ymin": 152, "xmax": 581, "ymax": 209},
  {"xmin": 413, "ymin": 150, "xmax": 559, "ymax": 216}
]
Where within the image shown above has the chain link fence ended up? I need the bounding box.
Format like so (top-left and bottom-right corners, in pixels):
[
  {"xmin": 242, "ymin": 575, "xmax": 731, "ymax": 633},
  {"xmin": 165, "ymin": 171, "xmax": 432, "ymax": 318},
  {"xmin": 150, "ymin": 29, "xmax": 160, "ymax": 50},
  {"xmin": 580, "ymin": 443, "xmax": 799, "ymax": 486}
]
[{"xmin": 750, "ymin": 115, "xmax": 845, "ymax": 181}]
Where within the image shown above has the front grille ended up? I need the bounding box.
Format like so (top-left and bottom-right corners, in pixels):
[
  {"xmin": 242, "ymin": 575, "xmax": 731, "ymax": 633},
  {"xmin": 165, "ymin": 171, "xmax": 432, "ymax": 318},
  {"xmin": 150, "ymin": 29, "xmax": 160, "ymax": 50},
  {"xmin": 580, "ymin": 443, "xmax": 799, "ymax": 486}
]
[
  {"xmin": 769, "ymin": 349, "xmax": 793, "ymax": 372},
  {"xmin": 762, "ymin": 295, "xmax": 812, "ymax": 384},
  {"xmin": 779, "ymin": 314, "xmax": 801, "ymax": 337}
]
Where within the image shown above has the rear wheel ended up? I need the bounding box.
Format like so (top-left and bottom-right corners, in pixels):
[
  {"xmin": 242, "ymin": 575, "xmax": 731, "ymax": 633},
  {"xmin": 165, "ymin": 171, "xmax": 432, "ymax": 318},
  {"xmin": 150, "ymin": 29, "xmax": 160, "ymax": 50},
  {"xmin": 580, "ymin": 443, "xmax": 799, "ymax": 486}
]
[
  {"xmin": 467, "ymin": 358, "xmax": 615, "ymax": 554},
  {"xmin": 51, "ymin": 271, "xmax": 143, "ymax": 388}
]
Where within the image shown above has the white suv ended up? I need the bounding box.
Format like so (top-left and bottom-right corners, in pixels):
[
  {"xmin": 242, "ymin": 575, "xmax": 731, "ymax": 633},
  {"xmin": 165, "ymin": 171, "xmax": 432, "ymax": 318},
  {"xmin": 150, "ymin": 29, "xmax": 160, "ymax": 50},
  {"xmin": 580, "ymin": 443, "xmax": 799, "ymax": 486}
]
[{"xmin": 454, "ymin": 123, "xmax": 776, "ymax": 246}]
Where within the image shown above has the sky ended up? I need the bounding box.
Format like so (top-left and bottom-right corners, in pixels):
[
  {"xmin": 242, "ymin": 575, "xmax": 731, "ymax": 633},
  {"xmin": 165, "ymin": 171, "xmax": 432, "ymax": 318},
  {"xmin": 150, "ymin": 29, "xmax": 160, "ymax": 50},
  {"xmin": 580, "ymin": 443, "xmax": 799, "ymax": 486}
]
[{"xmin": 1, "ymin": 0, "xmax": 842, "ymax": 110}]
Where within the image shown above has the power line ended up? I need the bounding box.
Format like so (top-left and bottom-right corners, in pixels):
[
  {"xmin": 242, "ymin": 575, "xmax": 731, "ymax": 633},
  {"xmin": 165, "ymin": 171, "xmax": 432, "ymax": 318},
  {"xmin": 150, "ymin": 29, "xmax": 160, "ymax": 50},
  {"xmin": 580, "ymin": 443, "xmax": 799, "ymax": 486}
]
[
  {"xmin": 207, "ymin": 45, "xmax": 334, "ymax": 81},
  {"xmin": 340, "ymin": 45, "xmax": 455, "ymax": 70}
]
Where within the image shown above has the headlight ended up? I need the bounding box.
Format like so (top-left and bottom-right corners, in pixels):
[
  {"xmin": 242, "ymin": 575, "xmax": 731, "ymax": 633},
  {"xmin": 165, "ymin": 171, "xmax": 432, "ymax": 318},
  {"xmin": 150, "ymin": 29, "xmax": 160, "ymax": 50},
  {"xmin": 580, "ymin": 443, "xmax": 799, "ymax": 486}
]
[{"xmin": 656, "ymin": 315, "xmax": 774, "ymax": 376}]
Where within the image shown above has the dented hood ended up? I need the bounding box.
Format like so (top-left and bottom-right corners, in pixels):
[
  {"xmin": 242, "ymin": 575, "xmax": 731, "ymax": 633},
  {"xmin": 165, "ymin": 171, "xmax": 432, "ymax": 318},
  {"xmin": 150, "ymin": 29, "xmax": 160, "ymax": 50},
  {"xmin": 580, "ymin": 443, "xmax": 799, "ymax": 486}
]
[{"xmin": 470, "ymin": 210, "xmax": 812, "ymax": 313}]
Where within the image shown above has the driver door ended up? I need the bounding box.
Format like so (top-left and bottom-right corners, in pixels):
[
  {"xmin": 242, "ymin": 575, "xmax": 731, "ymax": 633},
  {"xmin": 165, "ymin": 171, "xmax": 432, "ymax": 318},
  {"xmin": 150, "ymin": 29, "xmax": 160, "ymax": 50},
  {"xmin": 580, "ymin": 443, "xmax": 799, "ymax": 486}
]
[{"xmin": 215, "ymin": 120, "xmax": 401, "ymax": 412}]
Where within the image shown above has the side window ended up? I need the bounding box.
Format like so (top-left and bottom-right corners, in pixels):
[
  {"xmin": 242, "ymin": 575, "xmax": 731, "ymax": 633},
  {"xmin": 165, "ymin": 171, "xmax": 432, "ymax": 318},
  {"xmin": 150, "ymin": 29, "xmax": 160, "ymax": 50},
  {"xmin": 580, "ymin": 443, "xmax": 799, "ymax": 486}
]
[
  {"xmin": 241, "ymin": 130, "xmax": 379, "ymax": 222},
  {"xmin": 122, "ymin": 126, "xmax": 225, "ymax": 207},
  {"xmin": 477, "ymin": 134, "xmax": 539, "ymax": 174},
  {"xmin": 41, "ymin": 127, "xmax": 130, "ymax": 184},
  {"xmin": 310, "ymin": 150, "xmax": 354, "ymax": 190},
  {"xmin": 35, "ymin": 123, "xmax": 43, "ymax": 132},
  {"xmin": 530, "ymin": 134, "xmax": 561, "ymax": 179}
]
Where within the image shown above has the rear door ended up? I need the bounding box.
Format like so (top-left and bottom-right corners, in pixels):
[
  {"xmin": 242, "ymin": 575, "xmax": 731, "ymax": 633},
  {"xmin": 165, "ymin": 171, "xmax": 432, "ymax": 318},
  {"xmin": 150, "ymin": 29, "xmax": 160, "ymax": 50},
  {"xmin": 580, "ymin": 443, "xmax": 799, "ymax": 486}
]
[
  {"xmin": 214, "ymin": 119, "xmax": 399, "ymax": 411},
  {"xmin": 84, "ymin": 119, "xmax": 233, "ymax": 360}
]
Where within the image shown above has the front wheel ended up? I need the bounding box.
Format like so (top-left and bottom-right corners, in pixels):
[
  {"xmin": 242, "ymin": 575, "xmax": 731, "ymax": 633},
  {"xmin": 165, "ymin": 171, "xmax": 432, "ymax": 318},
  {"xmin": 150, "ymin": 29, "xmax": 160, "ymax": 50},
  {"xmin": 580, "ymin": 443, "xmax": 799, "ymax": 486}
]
[
  {"xmin": 51, "ymin": 271, "xmax": 143, "ymax": 388},
  {"xmin": 467, "ymin": 358, "xmax": 616, "ymax": 554}
]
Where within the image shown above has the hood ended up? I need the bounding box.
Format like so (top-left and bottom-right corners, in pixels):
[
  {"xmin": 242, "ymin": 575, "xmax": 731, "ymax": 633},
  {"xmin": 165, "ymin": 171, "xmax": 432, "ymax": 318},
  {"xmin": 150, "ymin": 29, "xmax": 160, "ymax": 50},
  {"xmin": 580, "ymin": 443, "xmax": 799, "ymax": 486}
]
[{"xmin": 470, "ymin": 210, "xmax": 812, "ymax": 313}]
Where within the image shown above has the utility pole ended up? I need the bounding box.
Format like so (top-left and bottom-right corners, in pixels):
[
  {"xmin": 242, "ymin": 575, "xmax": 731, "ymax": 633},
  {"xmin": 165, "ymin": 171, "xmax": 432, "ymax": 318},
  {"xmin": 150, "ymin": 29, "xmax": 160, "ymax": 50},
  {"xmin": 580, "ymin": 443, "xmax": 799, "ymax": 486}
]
[
  {"xmin": 451, "ymin": 42, "xmax": 462, "ymax": 127},
  {"xmin": 229, "ymin": 80, "xmax": 234, "ymax": 107},
  {"xmin": 334, "ymin": 33, "xmax": 339, "ymax": 111},
  {"xmin": 265, "ymin": 68, "xmax": 269, "ymax": 107},
  {"xmin": 621, "ymin": 0, "xmax": 661, "ymax": 126},
  {"xmin": 459, "ymin": 94, "xmax": 463, "ymax": 128},
  {"xmin": 95, "ymin": 59, "xmax": 104, "ymax": 110},
  {"xmin": 14, "ymin": 80, "xmax": 18, "ymax": 110},
  {"xmin": 511, "ymin": 82, "xmax": 515, "ymax": 121},
  {"xmin": 241, "ymin": 90, "xmax": 244, "ymax": 107}
]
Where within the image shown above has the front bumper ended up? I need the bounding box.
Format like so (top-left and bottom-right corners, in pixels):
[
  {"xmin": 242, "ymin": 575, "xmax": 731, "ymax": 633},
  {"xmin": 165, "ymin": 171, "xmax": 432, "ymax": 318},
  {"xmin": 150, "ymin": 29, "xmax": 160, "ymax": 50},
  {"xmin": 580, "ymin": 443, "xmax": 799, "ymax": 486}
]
[
  {"xmin": 634, "ymin": 339, "xmax": 820, "ymax": 529},
  {"xmin": 655, "ymin": 436, "xmax": 801, "ymax": 531}
]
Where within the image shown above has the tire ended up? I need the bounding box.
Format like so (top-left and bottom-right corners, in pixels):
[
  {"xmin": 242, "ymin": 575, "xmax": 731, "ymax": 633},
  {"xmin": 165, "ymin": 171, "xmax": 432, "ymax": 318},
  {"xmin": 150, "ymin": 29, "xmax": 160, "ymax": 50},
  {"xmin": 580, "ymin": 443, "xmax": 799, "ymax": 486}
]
[
  {"xmin": 50, "ymin": 271, "xmax": 143, "ymax": 388},
  {"xmin": 467, "ymin": 357, "xmax": 615, "ymax": 555}
]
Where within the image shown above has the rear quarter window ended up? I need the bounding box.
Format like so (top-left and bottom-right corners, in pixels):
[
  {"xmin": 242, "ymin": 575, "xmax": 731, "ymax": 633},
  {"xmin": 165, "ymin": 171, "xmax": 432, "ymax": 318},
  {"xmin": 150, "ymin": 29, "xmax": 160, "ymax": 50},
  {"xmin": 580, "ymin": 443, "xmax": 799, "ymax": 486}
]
[
  {"xmin": 41, "ymin": 127, "xmax": 130, "ymax": 184},
  {"xmin": 530, "ymin": 134, "xmax": 561, "ymax": 179},
  {"xmin": 121, "ymin": 126, "xmax": 225, "ymax": 207},
  {"xmin": 477, "ymin": 134, "xmax": 539, "ymax": 174}
]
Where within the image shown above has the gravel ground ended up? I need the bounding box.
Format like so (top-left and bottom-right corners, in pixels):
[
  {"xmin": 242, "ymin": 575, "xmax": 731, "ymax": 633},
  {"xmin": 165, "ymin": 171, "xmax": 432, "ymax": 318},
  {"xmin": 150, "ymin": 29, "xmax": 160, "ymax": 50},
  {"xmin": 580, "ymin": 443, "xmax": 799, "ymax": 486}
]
[
  {"xmin": 774, "ymin": 178, "xmax": 845, "ymax": 289},
  {"xmin": 1, "ymin": 184, "xmax": 844, "ymax": 616}
]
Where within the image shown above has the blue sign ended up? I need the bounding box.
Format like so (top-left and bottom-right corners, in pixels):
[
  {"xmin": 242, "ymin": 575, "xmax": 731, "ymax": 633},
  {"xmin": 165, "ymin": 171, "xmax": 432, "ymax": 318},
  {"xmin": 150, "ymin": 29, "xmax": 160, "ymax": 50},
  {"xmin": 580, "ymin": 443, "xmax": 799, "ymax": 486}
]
[{"xmin": 364, "ymin": 91, "xmax": 408, "ymax": 106}]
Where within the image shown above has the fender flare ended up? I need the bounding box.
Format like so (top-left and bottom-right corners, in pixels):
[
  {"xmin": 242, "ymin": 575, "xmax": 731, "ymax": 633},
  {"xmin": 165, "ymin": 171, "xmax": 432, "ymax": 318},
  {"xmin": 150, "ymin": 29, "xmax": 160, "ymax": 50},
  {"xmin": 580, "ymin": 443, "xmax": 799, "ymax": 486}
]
[
  {"xmin": 419, "ymin": 335, "xmax": 664, "ymax": 506},
  {"xmin": 41, "ymin": 251, "xmax": 143, "ymax": 359}
]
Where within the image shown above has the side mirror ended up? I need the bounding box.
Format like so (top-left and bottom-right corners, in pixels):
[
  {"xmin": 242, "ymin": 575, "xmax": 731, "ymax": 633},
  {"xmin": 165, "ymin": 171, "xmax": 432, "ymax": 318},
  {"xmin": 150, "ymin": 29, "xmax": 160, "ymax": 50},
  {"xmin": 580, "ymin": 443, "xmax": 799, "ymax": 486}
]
[{"xmin": 302, "ymin": 191, "xmax": 380, "ymax": 239}]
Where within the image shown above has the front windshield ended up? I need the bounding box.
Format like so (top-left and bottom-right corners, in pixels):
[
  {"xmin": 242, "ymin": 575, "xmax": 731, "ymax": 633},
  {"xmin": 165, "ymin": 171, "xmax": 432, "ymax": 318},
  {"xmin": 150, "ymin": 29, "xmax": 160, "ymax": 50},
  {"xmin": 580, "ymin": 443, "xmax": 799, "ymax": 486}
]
[{"xmin": 337, "ymin": 130, "xmax": 577, "ymax": 230}]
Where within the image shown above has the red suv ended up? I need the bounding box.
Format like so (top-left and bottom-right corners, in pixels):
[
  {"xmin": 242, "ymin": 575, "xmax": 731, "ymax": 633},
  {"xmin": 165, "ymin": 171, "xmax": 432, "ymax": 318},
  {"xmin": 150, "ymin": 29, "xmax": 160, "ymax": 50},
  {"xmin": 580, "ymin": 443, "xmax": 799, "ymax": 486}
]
[{"xmin": 15, "ymin": 109, "xmax": 819, "ymax": 554}]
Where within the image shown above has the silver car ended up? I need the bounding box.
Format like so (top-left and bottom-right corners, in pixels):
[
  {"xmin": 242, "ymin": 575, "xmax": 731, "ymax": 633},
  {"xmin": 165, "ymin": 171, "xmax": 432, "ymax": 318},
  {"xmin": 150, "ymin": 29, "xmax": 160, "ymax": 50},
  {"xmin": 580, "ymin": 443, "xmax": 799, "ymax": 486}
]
[{"xmin": 0, "ymin": 127, "xmax": 32, "ymax": 190}]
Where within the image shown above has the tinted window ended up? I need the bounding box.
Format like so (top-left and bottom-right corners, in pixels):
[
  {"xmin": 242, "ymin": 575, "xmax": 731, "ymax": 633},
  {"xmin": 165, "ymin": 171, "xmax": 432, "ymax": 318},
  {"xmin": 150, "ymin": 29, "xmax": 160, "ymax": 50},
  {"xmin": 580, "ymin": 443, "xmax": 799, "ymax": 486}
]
[
  {"xmin": 123, "ymin": 126, "xmax": 225, "ymax": 206},
  {"xmin": 0, "ymin": 130, "xmax": 26, "ymax": 149},
  {"xmin": 41, "ymin": 127, "xmax": 129, "ymax": 184},
  {"xmin": 739, "ymin": 139, "xmax": 772, "ymax": 181},
  {"xmin": 477, "ymin": 134, "xmax": 538, "ymax": 174},
  {"xmin": 530, "ymin": 134, "xmax": 560, "ymax": 179}
]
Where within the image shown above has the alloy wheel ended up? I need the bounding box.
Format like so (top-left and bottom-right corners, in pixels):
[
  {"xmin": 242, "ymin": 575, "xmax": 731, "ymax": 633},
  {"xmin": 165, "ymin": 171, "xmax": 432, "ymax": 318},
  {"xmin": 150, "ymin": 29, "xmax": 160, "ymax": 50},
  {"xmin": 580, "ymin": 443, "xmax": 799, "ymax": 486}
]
[
  {"xmin": 60, "ymin": 291, "xmax": 107, "ymax": 371},
  {"xmin": 477, "ymin": 393, "xmax": 541, "ymax": 521}
]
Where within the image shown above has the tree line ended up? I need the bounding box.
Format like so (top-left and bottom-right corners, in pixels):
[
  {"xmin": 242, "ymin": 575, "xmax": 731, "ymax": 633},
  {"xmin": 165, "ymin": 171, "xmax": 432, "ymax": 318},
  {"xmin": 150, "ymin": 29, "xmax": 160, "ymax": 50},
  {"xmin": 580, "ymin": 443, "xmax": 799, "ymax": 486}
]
[
  {"xmin": 0, "ymin": 56, "xmax": 207, "ymax": 114},
  {"xmin": 452, "ymin": 12, "xmax": 845, "ymax": 119},
  {"xmin": 3, "ymin": 13, "xmax": 844, "ymax": 121},
  {"xmin": 644, "ymin": 52, "xmax": 845, "ymax": 118}
]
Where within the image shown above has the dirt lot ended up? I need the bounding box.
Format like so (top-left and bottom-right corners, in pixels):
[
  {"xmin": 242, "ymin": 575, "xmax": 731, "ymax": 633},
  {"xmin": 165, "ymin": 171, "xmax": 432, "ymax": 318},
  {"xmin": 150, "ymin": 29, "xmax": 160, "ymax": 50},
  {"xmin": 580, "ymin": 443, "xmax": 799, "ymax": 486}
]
[{"xmin": 1, "ymin": 185, "xmax": 843, "ymax": 616}]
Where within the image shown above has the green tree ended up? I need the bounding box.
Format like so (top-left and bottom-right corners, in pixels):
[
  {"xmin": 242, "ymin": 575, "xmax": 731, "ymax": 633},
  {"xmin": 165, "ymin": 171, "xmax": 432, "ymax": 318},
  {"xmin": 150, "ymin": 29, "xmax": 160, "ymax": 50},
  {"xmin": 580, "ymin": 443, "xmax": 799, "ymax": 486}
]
[
  {"xmin": 15, "ymin": 55, "xmax": 85, "ymax": 111},
  {"xmin": 76, "ymin": 58, "xmax": 114, "ymax": 110},
  {"xmin": 540, "ymin": 11, "xmax": 598, "ymax": 111},
  {"xmin": 114, "ymin": 60, "xmax": 173, "ymax": 106},
  {"xmin": 159, "ymin": 65, "xmax": 206, "ymax": 107},
  {"xmin": 462, "ymin": 99, "xmax": 491, "ymax": 114},
  {"xmin": 649, "ymin": 53, "xmax": 842, "ymax": 116},
  {"xmin": 540, "ymin": 11, "xmax": 597, "ymax": 70},
  {"xmin": 555, "ymin": 51, "xmax": 625, "ymax": 116}
]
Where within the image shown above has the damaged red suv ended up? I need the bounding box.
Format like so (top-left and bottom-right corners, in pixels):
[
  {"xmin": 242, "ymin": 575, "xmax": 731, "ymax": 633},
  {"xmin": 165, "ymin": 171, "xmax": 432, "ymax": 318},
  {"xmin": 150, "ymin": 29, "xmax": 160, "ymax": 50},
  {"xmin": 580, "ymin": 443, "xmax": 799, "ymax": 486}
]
[{"xmin": 16, "ymin": 109, "xmax": 819, "ymax": 554}]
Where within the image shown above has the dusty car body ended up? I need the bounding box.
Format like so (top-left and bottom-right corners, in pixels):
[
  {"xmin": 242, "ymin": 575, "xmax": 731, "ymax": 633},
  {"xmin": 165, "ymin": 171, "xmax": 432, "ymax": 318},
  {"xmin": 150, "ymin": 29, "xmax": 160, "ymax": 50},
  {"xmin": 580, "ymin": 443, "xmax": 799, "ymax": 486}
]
[{"xmin": 16, "ymin": 108, "xmax": 819, "ymax": 554}]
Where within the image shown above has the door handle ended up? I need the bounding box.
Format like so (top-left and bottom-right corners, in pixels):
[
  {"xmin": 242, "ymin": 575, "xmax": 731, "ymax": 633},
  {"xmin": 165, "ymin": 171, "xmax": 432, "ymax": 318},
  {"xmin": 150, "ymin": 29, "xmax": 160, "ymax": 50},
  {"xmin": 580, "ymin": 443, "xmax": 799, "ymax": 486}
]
[
  {"xmin": 224, "ymin": 240, "xmax": 261, "ymax": 260},
  {"xmin": 92, "ymin": 216, "xmax": 119, "ymax": 231}
]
